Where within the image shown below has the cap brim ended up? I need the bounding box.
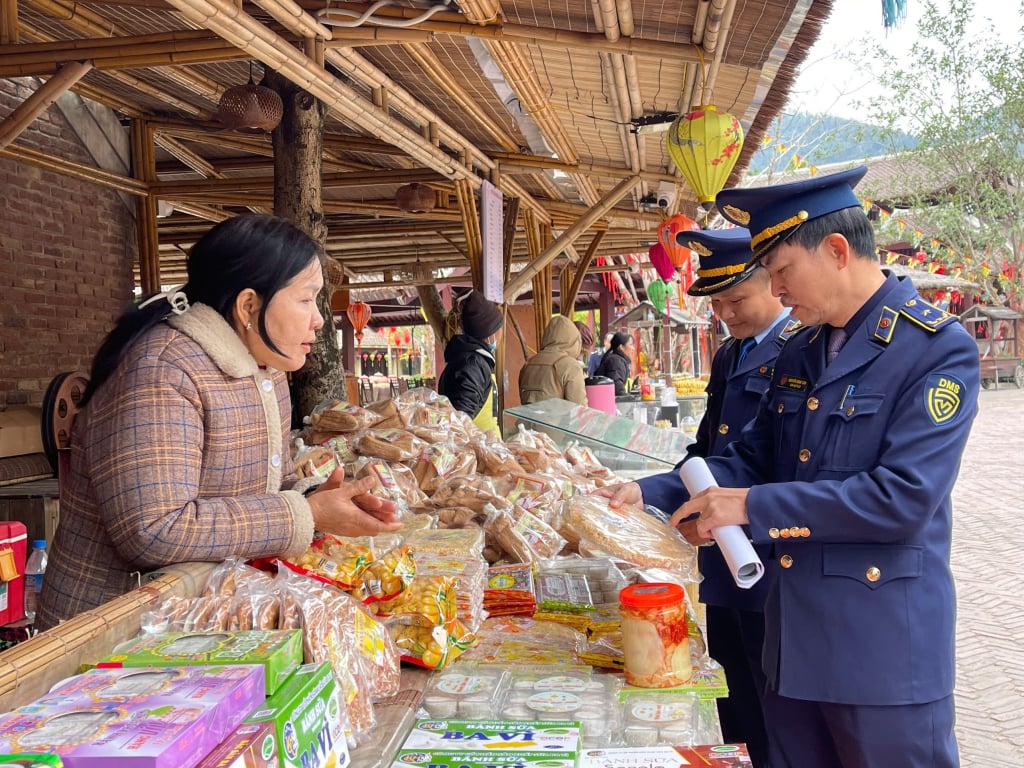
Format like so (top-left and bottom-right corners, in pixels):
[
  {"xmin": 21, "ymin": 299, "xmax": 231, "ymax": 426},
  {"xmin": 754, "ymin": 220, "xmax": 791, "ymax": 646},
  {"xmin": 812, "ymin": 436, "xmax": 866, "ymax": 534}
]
[{"xmin": 687, "ymin": 266, "xmax": 758, "ymax": 296}]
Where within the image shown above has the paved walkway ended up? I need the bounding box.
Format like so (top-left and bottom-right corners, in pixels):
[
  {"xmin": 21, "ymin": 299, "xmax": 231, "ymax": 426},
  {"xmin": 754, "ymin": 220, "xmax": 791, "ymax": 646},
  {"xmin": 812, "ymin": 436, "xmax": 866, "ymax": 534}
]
[{"xmin": 952, "ymin": 387, "xmax": 1024, "ymax": 764}]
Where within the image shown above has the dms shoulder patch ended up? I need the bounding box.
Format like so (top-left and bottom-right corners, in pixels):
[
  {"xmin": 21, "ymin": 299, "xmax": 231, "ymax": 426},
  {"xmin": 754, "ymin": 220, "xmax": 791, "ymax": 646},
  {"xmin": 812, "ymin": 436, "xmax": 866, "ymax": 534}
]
[{"xmin": 924, "ymin": 373, "xmax": 966, "ymax": 425}]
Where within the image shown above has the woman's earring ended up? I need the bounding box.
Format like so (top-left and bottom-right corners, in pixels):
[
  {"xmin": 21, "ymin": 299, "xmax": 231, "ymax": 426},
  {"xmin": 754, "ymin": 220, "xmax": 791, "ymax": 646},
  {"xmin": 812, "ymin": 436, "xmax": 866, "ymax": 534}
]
[{"xmin": 246, "ymin": 322, "xmax": 253, "ymax": 330}]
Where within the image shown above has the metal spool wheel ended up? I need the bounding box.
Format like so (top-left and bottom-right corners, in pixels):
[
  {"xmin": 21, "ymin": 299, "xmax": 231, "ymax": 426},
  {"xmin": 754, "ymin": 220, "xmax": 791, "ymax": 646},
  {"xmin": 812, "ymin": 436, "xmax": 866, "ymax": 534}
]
[{"xmin": 41, "ymin": 371, "xmax": 89, "ymax": 474}]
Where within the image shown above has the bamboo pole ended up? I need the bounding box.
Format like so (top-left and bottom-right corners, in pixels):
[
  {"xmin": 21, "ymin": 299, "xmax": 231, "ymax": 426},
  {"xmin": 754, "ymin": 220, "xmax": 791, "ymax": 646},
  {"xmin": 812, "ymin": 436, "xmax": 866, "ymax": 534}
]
[
  {"xmin": 0, "ymin": 0, "xmax": 17, "ymax": 45},
  {"xmin": 248, "ymin": 0, "xmax": 332, "ymax": 40},
  {"xmin": 0, "ymin": 142, "xmax": 147, "ymax": 194},
  {"xmin": 0, "ymin": 61, "xmax": 93, "ymax": 152},
  {"xmin": 562, "ymin": 230, "xmax": 605, "ymax": 315},
  {"xmin": 317, "ymin": 8, "xmax": 701, "ymax": 61},
  {"xmin": 505, "ymin": 175, "xmax": 640, "ymax": 302},
  {"xmin": 152, "ymin": 167, "xmax": 442, "ymax": 194},
  {"xmin": 455, "ymin": 178, "xmax": 483, "ymax": 291},
  {"xmin": 401, "ymin": 42, "xmax": 520, "ymax": 153},
  {"xmin": 131, "ymin": 120, "xmax": 161, "ymax": 293}
]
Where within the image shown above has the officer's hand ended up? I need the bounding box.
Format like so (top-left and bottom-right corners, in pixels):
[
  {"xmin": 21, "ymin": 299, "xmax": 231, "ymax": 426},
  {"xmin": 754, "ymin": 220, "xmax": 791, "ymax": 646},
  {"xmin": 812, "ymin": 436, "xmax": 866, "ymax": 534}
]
[
  {"xmin": 669, "ymin": 487, "xmax": 749, "ymax": 539},
  {"xmin": 592, "ymin": 481, "xmax": 643, "ymax": 509},
  {"xmin": 307, "ymin": 469, "xmax": 402, "ymax": 537},
  {"xmin": 674, "ymin": 515, "xmax": 713, "ymax": 547}
]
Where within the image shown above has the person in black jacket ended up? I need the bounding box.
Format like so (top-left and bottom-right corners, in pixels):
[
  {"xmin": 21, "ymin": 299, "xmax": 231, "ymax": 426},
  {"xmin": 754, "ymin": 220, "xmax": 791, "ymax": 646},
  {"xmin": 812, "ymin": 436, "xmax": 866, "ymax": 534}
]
[
  {"xmin": 437, "ymin": 291, "xmax": 505, "ymax": 435},
  {"xmin": 593, "ymin": 331, "xmax": 634, "ymax": 395}
]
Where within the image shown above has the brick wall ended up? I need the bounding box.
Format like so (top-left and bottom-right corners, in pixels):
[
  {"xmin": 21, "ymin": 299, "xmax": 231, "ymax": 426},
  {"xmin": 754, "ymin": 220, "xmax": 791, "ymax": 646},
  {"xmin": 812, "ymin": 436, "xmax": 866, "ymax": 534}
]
[{"xmin": 0, "ymin": 78, "xmax": 136, "ymax": 408}]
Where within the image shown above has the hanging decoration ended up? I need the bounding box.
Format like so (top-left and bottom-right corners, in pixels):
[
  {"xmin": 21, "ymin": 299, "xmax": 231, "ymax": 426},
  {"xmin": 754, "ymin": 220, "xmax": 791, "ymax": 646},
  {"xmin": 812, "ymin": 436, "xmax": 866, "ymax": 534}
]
[
  {"xmin": 666, "ymin": 105, "xmax": 744, "ymax": 206},
  {"xmin": 648, "ymin": 242, "xmax": 676, "ymax": 282},
  {"xmin": 216, "ymin": 61, "xmax": 283, "ymax": 132},
  {"xmin": 657, "ymin": 215, "xmax": 700, "ymax": 292},
  {"xmin": 881, "ymin": 0, "xmax": 908, "ymax": 30},
  {"xmin": 647, "ymin": 278, "xmax": 669, "ymax": 314},
  {"xmin": 347, "ymin": 301, "xmax": 372, "ymax": 352},
  {"xmin": 395, "ymin": 183, "xmax": 436, "ymax": 213}
]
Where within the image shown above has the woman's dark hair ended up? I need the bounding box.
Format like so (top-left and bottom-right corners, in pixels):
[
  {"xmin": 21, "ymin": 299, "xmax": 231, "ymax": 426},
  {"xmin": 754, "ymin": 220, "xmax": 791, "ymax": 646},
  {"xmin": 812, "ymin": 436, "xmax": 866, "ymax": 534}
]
[
  {"xmin": 609, "ymin": 331, "xmax": 631, "ymax": 351},
  {"xmin": 786, "ymin": 206, "xmax": 876, "ymax": 260},
  {"xmin": 82, "ymin": 214, "xmax": 322, "ymax": 405}
]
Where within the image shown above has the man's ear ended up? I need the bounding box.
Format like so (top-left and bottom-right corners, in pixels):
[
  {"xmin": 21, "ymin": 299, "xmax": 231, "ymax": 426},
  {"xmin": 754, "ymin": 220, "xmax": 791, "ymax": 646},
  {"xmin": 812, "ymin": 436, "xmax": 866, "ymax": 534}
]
[
  {"xmin": 823, "ymin": 232, "xmax": 853, "ymax": 270},
  {"xmin": 233, "ymin": 288, "xmax": 262, "ymax": 331}
]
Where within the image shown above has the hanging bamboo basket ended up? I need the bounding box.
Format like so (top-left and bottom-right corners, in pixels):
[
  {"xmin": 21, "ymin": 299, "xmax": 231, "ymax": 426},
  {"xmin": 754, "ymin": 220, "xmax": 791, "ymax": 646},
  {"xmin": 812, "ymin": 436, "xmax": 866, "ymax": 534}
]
[
  {"xmin": 395, "ymin": 182, "xmax": 435, "ymax": 213},
  {"xmin": 216, "ymin": 63, "xmax": 283, "ymax": 132}
]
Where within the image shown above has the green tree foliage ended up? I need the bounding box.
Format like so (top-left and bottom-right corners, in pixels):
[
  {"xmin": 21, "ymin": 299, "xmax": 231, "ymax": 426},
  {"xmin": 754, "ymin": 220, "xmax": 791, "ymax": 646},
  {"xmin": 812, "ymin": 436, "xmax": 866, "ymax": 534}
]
[{"xmin": 865, "ymin": 0, "xmax": 1024, "ymax": 305}]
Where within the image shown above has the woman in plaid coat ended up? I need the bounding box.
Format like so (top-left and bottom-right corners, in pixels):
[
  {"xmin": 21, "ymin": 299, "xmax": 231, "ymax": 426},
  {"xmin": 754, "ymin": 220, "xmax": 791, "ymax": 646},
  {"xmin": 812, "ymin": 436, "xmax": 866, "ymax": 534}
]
[{"xmin": 37, "ymin": 215, "xmax": 400, "ymax": 630}]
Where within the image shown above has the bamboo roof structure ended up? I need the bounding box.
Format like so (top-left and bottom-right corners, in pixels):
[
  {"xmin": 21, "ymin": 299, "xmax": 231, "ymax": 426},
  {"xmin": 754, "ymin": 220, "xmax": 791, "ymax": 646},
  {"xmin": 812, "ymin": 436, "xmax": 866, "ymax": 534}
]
[{"xmin": 0, "ymin": 0, "xmax": 836, "ymax": 297}]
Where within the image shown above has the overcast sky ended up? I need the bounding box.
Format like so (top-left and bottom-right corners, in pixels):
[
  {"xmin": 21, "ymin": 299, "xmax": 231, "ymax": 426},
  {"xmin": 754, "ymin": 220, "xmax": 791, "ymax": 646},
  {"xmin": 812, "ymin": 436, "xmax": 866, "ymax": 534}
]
[{"xmin": 787, "ymin": 0, "xmax": 1013, "ymax": 120}]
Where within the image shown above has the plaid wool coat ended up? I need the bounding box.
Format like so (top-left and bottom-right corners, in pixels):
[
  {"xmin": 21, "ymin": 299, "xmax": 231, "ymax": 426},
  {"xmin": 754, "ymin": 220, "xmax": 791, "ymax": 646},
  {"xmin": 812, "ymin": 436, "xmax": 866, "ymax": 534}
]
[{"xmin": 37, "ymin": 303, "xmax": 316, "ymax": 629}]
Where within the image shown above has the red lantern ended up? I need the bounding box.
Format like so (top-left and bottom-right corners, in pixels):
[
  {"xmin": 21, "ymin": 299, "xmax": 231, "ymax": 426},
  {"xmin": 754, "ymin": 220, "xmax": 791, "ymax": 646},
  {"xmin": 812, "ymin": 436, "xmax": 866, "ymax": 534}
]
[
  {"xmin": 347, "ymin": 301, "xmax": 372, "ymax": 351},
  {"xmin": 658, "ymin": 214, "xmax": 699, "ymax": 268},
  {"xmin": 648, "ymin": 242, "xmax": 676, "ymax": 282}
]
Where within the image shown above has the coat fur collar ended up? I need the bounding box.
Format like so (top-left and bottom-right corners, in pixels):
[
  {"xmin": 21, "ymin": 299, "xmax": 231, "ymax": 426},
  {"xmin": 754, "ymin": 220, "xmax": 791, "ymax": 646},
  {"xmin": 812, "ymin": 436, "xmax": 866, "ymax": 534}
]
[{"xmin": 168, "ymin": 303, "xmax": 263, "ymax": 378}]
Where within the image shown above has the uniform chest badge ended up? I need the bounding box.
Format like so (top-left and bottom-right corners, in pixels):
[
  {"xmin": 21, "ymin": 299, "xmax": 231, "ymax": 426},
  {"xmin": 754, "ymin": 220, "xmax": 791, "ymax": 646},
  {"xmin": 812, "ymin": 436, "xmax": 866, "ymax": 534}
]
[
  {"xmin": 925, "ymin": 373, "xmax": 965, "ymax": 425},
  {"xmin": 778, "ymin": 375, "xmax": 808, "ymax": 391}
]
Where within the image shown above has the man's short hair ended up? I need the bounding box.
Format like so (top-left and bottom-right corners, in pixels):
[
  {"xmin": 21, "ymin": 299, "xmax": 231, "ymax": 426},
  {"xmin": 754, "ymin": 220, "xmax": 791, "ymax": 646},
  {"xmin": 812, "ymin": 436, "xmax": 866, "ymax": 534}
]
[{"xmin": 785, "ymin": 207, "xmax": 876, "ymax": 260}]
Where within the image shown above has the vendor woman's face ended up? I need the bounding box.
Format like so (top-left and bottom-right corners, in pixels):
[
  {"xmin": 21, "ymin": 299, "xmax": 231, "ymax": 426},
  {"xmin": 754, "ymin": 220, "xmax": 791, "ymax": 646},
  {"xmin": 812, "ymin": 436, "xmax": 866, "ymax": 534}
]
[{"xmin": 247, "ymin": 258, "xmax": 325, "ymax": 371}]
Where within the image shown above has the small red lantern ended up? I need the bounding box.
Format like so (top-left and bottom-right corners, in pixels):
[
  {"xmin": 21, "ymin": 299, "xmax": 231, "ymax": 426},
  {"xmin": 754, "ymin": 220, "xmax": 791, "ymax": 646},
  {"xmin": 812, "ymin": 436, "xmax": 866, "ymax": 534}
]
[{"xmin": 347, "ymin": 301, "xmax": 372, "ymax": 351}]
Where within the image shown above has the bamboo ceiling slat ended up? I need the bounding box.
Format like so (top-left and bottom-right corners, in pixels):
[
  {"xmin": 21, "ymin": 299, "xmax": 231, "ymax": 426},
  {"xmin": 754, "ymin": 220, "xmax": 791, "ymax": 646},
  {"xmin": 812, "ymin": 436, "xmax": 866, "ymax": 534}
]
[{"xmin": 2, "ymin": 0, "xmax": 832, "ymax": 283}]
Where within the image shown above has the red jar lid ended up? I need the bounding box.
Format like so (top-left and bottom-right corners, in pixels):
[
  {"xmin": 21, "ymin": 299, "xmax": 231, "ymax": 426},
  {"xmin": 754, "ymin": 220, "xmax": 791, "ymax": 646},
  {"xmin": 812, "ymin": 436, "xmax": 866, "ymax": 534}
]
[{"xmin": 619, "ymin": 582, "xmax": 685, "ymax": 608}]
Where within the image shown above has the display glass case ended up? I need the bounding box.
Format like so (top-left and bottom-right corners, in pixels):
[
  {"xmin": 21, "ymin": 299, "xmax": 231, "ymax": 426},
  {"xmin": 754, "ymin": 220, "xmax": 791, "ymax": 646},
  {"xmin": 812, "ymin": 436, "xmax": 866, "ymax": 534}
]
[{"xmin": 503, "ymin": 398, "xmax": 700, "ymax": 472}]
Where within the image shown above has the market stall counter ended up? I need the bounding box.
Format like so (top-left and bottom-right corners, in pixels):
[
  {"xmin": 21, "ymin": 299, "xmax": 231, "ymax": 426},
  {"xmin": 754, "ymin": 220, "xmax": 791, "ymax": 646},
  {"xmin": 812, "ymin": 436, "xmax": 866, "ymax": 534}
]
[{"xmin": 0, "ymin": 389, "xmax": 750, "ymax": 767}]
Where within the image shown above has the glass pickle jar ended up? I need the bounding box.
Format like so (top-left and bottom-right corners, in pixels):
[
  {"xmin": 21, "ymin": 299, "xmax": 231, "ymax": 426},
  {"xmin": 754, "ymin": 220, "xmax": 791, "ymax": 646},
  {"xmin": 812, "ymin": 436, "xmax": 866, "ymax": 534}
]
[{"xmin": 619, "ymin": 583, "xmax": 691, "ymax": 688}]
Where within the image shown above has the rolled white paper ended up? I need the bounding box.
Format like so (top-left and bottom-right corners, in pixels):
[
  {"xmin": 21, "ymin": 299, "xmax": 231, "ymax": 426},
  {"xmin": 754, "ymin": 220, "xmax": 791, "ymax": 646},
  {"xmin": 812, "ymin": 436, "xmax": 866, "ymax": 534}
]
[{"xmin": 678, "ymin": 458, "xmax": 765, "ymax": 589}]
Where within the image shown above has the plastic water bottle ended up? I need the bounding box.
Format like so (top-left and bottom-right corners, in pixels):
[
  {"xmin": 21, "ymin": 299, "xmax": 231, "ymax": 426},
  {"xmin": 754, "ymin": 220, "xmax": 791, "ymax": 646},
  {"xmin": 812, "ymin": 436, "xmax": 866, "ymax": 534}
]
[{"xmin": 23, "ymin": 539, "xmax": 47, "ymax": 623}]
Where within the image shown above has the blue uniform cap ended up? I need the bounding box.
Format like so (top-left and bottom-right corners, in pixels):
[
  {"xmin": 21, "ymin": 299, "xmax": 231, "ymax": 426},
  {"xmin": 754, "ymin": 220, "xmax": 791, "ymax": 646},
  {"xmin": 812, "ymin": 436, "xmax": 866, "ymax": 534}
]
[
  {"xmin": 677, "ymin": 227, "xmax": 757, "ymax": 296},
  {"xmin": 716, "ymin": 165, "xmax": 869, "ymax": 261}
]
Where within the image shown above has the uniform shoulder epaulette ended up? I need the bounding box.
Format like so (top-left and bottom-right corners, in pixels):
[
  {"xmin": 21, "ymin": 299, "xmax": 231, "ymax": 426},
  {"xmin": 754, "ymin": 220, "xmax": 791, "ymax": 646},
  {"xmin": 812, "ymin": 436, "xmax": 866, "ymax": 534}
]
[
  {"xmin": 777, "ymin": 318, "xmax": 805, "ymax": 342},
  {"xmin": 898, "ymin": 297, "xmax": 957, "ymax": 333}
]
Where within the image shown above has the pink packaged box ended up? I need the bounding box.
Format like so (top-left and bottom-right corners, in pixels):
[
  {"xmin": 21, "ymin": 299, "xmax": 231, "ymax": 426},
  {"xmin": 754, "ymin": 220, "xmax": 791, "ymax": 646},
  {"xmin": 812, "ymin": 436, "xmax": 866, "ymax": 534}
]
[{"xmin": 0, "ymin": 664, "xmax": 265, "ymax": 768}]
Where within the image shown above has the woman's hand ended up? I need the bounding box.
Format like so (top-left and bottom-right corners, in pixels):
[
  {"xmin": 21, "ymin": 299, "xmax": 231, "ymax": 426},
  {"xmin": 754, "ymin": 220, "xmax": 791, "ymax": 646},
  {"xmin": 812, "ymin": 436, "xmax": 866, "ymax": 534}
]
[{"xmin": 306, "ymin": 468, "xmax": 402, "ymax": 537}]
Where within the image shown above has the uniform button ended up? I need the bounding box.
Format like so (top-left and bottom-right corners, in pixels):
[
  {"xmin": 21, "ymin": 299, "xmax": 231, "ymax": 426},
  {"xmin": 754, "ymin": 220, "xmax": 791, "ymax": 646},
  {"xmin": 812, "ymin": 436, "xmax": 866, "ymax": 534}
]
[
  {"xmin": 718, "ymin": 424, "xmax": 729, "ymax": 435},
  {"xmin": 777, "ymin": 403, "xmax": 785, "ymax": 414},
  {"xmin": 262, "ymin": 379, "xmax": 274, "ymax": 392},
  {"xmin": 271, "ymin": 454, "xmax": 281, "ymax": 467},
  {"xmin": 807, "ymin": 397, "xmax": 819, "ymax": 411},
  {"xmin": 799, "ymin": 527, "xmax": 811, "ymax": 538},
  {"xmin": 780, "ymin": 555, "xmax": 794, "ymax": 568},
  {"xmin": 866, "ymin": 566, "xmax": 881, "ymax": 582},
  {"xmin": 846, "ymin": 406, "xmax": 855, "ymax": 417},
  {"xmin": 789, "ymin": 527, "xmax": 801, "ymax": 538},
  {"xmin": 798, "ymin": 448, "xmax": 811, "ymax": 462},
  {"xmin": 768, "ymin": 527, "xmax": 780, "ymax": 539},
  {"xmin": 780, "ymin": 528, "xmax": 791, "ymax": 538}
]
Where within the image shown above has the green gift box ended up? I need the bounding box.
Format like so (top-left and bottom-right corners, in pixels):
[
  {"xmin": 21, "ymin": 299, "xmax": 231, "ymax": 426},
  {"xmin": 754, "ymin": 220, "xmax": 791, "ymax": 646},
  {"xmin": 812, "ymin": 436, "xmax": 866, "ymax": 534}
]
[{"xmin": 95, "ymin": 629, "xmax": 302, "ymax": 695}]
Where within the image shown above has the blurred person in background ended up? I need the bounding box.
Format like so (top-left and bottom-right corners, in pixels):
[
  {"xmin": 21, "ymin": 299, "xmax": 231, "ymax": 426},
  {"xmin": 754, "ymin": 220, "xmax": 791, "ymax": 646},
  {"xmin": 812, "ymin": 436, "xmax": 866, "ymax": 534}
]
[
  {"xmin": 437, "ymin": 290, "xmax": 505, "ymax": 436},
  {"xmin": 519, "ymin": 315, "xmax": 587, "ymax": 405},
  {"xmin": 593, "ymin": 331, "xmax": 634, "ymax": 395}
]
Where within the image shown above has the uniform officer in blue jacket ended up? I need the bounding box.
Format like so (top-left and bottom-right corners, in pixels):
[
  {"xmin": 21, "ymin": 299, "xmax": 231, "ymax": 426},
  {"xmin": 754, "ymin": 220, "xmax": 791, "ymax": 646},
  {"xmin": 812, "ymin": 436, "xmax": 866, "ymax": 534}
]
[
  {"xmin": 636, "ymin": 227, "xmax": 791, "ymax": 768},
  {"xmin": 660, "ymin": 167, "xmax": 979, "ymax": 767}
]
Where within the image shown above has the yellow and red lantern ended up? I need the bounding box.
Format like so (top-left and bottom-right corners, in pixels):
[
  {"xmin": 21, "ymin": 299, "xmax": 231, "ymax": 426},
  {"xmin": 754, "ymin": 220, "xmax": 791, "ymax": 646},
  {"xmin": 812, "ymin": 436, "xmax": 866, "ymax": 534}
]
[
  {"xmin": 666, "ymin": 105, "xmax": 744, "ymax": 206},
  {"xmin": 347, "ymin": 301, "xmax": 372, "ymax": 351}
]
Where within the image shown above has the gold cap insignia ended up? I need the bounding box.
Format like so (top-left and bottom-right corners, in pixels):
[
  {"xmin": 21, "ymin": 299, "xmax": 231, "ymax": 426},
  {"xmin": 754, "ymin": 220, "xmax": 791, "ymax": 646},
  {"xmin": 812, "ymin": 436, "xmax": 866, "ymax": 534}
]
[
  {"xmin": 688, "ymin": 241, "xmax": 713, "ymax": 257},
  {"xmin": 721, "ymin": 205, "xmax": 750, "ymax": 225}
]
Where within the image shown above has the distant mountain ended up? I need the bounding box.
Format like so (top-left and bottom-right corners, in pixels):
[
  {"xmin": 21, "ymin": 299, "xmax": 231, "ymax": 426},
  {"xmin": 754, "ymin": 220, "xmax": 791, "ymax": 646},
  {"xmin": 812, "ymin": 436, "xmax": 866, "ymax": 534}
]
[{"xmin": 745, "ymin": 112, "xmax": 917, "ymax": 175}]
